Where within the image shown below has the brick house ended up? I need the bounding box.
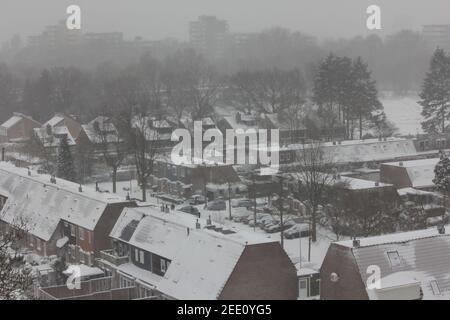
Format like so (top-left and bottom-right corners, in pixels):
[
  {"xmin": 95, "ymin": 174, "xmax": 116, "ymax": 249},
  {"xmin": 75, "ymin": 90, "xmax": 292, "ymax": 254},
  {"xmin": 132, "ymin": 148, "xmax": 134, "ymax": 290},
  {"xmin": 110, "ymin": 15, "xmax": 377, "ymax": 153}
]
[
  {"xmin": 0, "ymin": 162, "xmax": 134, "ymax": 266},
  {"xmin": 98, "ymin": 206, "xmax": 298, "ymax": 300},
  {"xmin": 150, "ymin": 156, "xmax": 242, "ymax": 199},
  {"xmin": 380, "ymin": 158, "xmax": 439, "ymax": 190},
  {"xmin": 320, "ymin": 227, "xmax": 450, "ymax": 300},
  {"xmin": 0, "ymin": 113, "xmax": 41, "ymax": 142}
]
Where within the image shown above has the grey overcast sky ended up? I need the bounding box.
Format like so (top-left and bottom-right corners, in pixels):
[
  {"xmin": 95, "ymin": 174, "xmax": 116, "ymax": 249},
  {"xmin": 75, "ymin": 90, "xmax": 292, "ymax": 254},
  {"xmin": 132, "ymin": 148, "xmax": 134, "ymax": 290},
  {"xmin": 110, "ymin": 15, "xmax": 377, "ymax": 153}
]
[{"xmin": 1, "ymin": 0, "xmax": 450, "ymax": 43}]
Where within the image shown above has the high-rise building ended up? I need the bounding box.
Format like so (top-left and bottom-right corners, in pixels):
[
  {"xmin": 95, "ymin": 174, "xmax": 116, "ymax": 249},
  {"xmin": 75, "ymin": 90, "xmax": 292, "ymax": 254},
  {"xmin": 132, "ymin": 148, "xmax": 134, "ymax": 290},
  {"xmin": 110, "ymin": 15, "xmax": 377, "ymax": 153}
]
[
  {"xmin": 189, "ymin": 15, "xmax": 229, "ymax": 60},
  {"xmin": 27, "ymin": 20, "xmax": 82, "ymax": 48},
  {"xmin": 422, "ymin": 25, "xmax": 450, "ymax": 50}
]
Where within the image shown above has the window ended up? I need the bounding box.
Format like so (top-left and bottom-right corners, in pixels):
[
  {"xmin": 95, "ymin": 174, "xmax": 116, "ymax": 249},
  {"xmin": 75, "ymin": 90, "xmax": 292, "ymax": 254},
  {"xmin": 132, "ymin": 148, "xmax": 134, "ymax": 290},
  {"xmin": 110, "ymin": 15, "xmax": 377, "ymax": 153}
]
[
  {"xmin": 430, "ymin": 280, "xmax": 441, "ymax": 295},
  {"xmin": 140, "ymin": 250, "xmax": 145, "ymax": 264},
  {"xmin": 299, "ymin": 279, "xmax": 307, "ymax": 289},
  {"xmin": 36, "ymin": 238, "xmax": 41, "ymax": 251},
  {"xmin": 135, "ymin": 248, "xmax": 139, "ymax": 262},
  {"xmin": 79, "ymin": 228, "xmax": 84, "ymax": 240},
  {"xmin": 387, "ymin": 251, "xmax": 402, "ymax": 267},
  {"xmin": 70, "ymin": 225, "xmax": 75, "ymax": 237},
  {"xmin": 161, "ymin": 259, "xmax": 170, "ymax": 273}
]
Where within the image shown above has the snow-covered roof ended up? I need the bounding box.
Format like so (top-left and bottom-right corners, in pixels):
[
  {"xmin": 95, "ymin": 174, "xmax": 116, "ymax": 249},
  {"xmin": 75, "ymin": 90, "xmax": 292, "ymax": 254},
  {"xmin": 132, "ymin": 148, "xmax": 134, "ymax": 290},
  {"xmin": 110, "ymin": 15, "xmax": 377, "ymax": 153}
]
[
  {"xmin": 43, "ymin": 114, "xmax": 65, "ymax": 128},
  {"xmin": 383, "ymin": 158, "xmax": 439, "ymax": 188},
  {"xmin": 34, "ymin": 126, "xmax": 77, "ymax": 147},
  {"xmin": 0, "ymin": 162, "xmax": 127, "ymax": 241},
  {"xmin": 1, "ymin": 115, "xmax": 22, "ymax": 129},
  {"xmin": 258, "ymin": 138, "xmax": 418, "ymax": 164},
  {"xmin": 81, "ymin": 123, "xmax": 121, "ymax": 144},
  {"xmin": 131, "ymin": 116, "xmax": 171, "ymax": 141},
  {"xmin": 335, "ymin": 226, "xmax": 450, "ymax": 299},
  {"xmin": 262, "ymin": 113, "xmax": 306, "ymax": 130},
  {"xmin": 397, "ymin": 187, "xmax": 436, "ymax": 197},
  {"xmin": 110, "ymin": 206, "xmax": 275, "ymax": 299},
  {"xmin": 285, "ymin": 172, "xmax": 392, "ymax": 190},
  {"xmin": 221, "ymin": 112, "xmax": 259, "ymax": 130}
]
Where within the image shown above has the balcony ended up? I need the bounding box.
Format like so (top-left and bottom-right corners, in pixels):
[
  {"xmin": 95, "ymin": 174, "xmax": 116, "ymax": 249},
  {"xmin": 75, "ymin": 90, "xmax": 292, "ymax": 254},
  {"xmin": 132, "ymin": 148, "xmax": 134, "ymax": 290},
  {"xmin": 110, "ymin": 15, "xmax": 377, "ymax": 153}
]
[{"xmin": 99, "ymin": 249, "xmax": 129, "ymax": 266}]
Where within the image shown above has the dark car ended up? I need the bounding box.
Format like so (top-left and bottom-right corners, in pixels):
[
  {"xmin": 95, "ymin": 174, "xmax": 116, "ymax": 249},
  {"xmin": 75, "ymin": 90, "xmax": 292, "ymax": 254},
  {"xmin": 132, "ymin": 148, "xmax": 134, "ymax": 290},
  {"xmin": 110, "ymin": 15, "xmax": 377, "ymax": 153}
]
[
  {"xmin": 283, "ymin": 224, "xmax": 310, "ymax": 239},
  {"xmin": 188, "ymin": 195, "xmax": 206, "ymax": 205},
  {"xmin": 206, "ymin": 200, "xmax": 226, "ymax": 211},
  {"xmin": 179, "ymin": 205, "xmax": 201, "ymax": 217},
  {"xmin": 232, "ymin": 199, "xmax": 253, "ymax": 209}
]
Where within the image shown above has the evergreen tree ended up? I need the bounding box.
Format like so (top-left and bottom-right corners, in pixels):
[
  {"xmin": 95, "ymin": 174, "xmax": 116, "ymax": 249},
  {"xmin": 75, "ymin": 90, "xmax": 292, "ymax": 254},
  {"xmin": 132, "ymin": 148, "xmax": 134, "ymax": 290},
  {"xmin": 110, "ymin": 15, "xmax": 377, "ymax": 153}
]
[
  {"xmin": 313, "ymin": 54, "xmax": 353, "ymax": 139},
  {"xmin": 433, "ymin": 151, "xmax": 450, "ymax": 217},
  {"xmin": 313, "ymin": 54, "xmax": 382, "ymax": 140},
  {"xmin": 57, "ymin": 135, "xmax": 76, "ymax": 182},
  {"xmin": 433, "ymin": 151, "xmax": 450, "ymax": 194},
  {"xmin": 420, "ymin": 48, "xmax": 450, "ymax": 133},
  {"xmin": 350, "ymin": 57, "xmax": 383, "ymax": 139}
]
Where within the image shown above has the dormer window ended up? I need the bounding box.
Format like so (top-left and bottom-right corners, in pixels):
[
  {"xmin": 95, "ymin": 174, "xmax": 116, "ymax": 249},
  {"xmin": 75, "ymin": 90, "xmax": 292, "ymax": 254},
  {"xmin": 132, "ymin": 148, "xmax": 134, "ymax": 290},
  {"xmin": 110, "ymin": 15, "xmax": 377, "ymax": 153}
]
[
  {"xmin": 430, "ymin": 280, "xmax": 441, "ymax": 295},
  {"xmin": 387, "ymin": 251, "xmax": 402, "ymax": 267}
]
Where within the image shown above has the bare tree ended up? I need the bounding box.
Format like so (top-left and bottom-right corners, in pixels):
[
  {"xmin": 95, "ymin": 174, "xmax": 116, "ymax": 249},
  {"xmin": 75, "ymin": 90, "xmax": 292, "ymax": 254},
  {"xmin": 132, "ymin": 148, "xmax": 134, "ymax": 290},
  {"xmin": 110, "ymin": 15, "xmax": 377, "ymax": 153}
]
[
  {"xmin": 130, "ymin": 108, "xmax": 160, "ymax": 202},
  {"xmin": 295, "ymin": 141, "xmax": 335, "ymax": 242},
  {"xmin": 322, "ymin": 180, "xmax": 350, "ymax": 241},
  {"xmin": 92, "ymin": 113, "xmax": 127, "ymax": 193}
]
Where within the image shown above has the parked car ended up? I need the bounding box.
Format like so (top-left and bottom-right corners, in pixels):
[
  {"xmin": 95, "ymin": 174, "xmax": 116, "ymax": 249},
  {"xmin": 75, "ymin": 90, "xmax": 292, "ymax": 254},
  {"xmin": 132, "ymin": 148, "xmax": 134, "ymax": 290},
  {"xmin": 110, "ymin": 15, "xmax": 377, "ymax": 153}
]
[
  {"xmin": 206, "ymin": 200, "xmax": 226, "ymax": 211},
  {"xmin": 189, "ymin": 194, "xmax": 206, "ymax": 205},
  {"xmin": 232, "ymin": 199, "xmax": 253, "ymax": 208},
  {"xmin": 243, "ymin": 212, "xmax": 267, "ymax": 225},
  {"xmin": 283, "ymin": 224, "xmax": 310, "ymax": 239},
  {"xmin": 179, "ymin": 205, "xmax": 201, "ymax": 217},
  {"xmin": 257, "ymin": 215, "xmax": 277, "ymax": 228}
]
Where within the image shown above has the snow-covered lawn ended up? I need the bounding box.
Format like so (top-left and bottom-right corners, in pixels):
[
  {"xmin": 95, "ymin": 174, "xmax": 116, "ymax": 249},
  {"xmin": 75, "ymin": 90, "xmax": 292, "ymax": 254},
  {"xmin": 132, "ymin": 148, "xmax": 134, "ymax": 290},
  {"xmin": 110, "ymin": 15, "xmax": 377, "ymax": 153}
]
[{"xmin": 381, "ymin": 94, "xmax": 423, "ymax": 136}]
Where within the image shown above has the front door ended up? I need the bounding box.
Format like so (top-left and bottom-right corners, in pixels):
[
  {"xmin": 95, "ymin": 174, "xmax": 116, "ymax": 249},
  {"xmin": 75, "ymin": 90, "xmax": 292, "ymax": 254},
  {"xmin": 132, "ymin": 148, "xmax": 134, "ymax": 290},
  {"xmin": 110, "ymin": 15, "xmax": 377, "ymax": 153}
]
[{"xmin": 298, "ymin": 278, "xmax": 308, "ymax": 300}]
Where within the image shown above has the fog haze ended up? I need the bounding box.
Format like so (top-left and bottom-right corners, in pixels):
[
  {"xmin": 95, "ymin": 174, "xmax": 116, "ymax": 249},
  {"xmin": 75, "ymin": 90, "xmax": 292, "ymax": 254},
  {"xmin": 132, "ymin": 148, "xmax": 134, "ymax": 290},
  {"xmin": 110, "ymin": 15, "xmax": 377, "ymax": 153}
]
[{"xmin": 1, "ymin": 0, "xmax": 450, "ymax": 43}]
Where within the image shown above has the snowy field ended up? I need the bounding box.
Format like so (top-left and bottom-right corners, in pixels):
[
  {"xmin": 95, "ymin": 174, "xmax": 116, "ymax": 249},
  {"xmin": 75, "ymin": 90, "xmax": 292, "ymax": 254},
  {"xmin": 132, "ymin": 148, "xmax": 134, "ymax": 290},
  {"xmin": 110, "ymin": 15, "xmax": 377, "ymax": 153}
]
[{"xmin": 381, "ymin": 93, "xmax": 423, "ymax": 136}]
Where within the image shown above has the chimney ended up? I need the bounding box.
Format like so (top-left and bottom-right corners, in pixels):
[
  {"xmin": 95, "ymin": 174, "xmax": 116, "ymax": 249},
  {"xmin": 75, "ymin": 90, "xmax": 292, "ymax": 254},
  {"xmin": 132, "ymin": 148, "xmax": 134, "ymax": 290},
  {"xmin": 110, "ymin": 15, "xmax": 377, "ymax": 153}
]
[
  {"xmin": 126, "ymin": 192, "xmax": 130, "ymax": 201},
  {"xmin": 27, "ymin": 168, "xmax": 31, "ymax": 176},
  {"xmin": 375, "ymin": 181, "xmax": 379, "ymax": 186},
  {"xmin": 207, "ymin": 215, "xmax": 212, "ymax": 226},
  {"xmin": 195, "ymin": 219, "xmax": 201, "ymax": 229},
  {"xmin": 186, "ymin": 227, "xmax": 190, "ymax": 236},
  {"xmin": 399, "ymin": 161, "xmax": 403, "ymax": 167},
  {"xmin": 95, "ymin": 181, "xmax": 99, "ymax": 192},
  {"xmin": 50, "ymin": 175, "xmax": 56, "ymax": 184},
  {"xmin": 78, "ymin": 184, "xmax": 83, "ymax": 193},
  {"xmin": 438, "ymin": 225, "xmax": 445, "ymax": 235},
  {"xmin": 353, "ymin": 238, "xmax": 360, "ymax": 248}
]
